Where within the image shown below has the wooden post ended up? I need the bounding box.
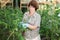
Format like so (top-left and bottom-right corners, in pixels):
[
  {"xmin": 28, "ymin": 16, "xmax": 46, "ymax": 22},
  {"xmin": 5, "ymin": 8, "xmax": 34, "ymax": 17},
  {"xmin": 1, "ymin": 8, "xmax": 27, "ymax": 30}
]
[{"xmin": 0, "ymin": 0, "xmax": 13, "ymax": 8}]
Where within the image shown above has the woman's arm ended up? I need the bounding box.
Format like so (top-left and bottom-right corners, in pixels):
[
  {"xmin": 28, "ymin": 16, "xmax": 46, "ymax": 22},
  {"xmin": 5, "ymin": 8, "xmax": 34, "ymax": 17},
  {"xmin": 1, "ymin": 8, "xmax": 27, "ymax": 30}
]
[
  {"xmin": 28, "ymin": 25, "xmax": 38, "ymax": 30},
  {"xmin": 28, "ymin": 15, "xmax": 41, "ymax": 30}
]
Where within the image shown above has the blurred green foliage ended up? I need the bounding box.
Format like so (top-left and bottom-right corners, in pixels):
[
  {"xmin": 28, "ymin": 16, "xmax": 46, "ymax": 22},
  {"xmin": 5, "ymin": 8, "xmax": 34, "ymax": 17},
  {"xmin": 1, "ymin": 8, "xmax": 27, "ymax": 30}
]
[
  {"xmin": 37, "ymin": 5, "xmax": 60, "ymax": 40},
  {"xmin": 0, "ymin": 7, "xmax": 26, "ymax": 40}
]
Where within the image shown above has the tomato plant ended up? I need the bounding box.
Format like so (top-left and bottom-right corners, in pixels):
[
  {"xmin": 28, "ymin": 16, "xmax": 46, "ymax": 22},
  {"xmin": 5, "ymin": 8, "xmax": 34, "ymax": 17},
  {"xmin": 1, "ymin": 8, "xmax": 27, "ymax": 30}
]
[{"xmin": 0, "ymin": 7, "xmax": 26, "ymax": 40}]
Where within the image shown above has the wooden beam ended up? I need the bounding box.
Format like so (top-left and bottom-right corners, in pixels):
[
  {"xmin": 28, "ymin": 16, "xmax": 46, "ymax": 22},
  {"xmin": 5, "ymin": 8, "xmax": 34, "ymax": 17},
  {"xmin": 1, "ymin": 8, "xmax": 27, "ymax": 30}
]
[{"xmin": 1, "ymin": 0, "xmax": 11, "ymax": 7}]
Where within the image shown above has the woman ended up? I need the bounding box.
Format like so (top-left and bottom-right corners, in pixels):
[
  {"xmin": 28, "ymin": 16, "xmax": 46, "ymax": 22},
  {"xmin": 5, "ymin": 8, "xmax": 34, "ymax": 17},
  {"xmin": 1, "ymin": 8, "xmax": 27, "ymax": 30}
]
[{"xmin": 22, "ymin": 0, "xmax": 41, "ymax": 40}]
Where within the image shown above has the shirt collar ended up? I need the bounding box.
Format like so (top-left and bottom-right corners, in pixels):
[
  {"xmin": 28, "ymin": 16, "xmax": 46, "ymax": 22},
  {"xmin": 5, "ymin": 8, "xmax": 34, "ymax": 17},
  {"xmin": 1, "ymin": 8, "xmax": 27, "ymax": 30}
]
[{"xmin": 27, "ymin": 11, "xmax": 36, "ymax": 18}]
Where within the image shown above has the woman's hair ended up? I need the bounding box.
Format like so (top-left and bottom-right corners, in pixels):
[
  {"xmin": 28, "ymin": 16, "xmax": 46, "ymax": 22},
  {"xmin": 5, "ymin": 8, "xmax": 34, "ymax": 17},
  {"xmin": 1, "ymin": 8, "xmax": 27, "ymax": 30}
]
[{"xmin": 28, "ymin": 0, "xmax": 39, "ymax": 10}]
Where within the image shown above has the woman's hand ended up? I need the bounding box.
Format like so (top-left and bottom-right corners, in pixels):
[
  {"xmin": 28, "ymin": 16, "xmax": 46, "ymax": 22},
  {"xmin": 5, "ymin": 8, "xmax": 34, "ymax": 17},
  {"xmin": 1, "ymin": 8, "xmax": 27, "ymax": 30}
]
[
  {"xmin": 22, "ymin": 23, "xmax": 37, "ymax": 30},
  {"xmin": 28, "ymin": 25, "xmax": 37, "ymax": 30},
  {"xmin": 18, "ymin": 22, "xmax": 37, "ymax": 30}
]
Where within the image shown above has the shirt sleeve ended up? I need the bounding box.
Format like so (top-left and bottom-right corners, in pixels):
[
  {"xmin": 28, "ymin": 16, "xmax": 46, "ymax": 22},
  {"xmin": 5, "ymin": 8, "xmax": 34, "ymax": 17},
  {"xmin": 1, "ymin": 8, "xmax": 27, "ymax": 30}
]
[
  {"xmin": 34, "ymin": 14, "xmax": 41, "ymax": 27},
  {"xmin": 22, "ymin": 12, "xmax": 28, "ymax": 23}
]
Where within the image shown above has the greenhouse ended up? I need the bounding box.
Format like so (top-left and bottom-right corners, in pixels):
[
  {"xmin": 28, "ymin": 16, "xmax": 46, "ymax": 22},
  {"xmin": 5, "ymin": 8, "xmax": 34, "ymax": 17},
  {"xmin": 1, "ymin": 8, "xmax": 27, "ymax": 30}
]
[{"xmin": 0, "ymin": 0, "xmax": 60, "ymax": 40}]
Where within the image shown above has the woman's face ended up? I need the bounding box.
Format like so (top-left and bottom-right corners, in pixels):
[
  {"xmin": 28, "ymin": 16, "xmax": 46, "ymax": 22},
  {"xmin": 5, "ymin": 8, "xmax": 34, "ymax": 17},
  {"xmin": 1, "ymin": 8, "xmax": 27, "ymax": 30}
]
[{"xmin": 28, "ymin": 5, "xmax": 35, "ymax": 12}]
